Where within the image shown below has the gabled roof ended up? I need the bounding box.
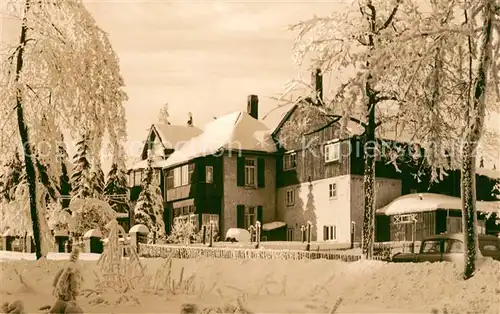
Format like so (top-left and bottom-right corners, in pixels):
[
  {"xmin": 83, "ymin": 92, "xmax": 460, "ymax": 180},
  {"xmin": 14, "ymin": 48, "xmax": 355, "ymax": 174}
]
[
  {"xmin": 163, "ymin": 111, "xmax": 277, "ymax": 169},
  {"xmin": 130, "ymin": 124, "xmax": 203, "ymax": 171},
  {"xmin": 149, "ymin": 124, "xmax": 202, "ymax": 151},
  {"xmin": 138, "ymin": 123, "xmax": 203, "ymax": 161}
]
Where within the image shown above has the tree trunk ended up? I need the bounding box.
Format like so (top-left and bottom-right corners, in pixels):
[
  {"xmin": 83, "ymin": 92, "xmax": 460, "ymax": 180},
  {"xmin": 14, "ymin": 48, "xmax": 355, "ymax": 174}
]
[
  {"xmin": 461, "ymin": 0, "xmax": 494, "ymax": 280},
  {"xmin": 362, "ymin": 96, "xmax": 377, "ymax": 259},
  {"xmin": 13, "ymin": 0, "xmax": 42, "ymax": 260}
]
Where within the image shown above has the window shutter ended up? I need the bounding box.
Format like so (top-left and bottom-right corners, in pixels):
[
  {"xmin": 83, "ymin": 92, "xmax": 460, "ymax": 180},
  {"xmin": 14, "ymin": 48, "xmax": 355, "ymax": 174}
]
[
  {"xmin": 257, "ymin": 158, "xmax": 265, "ymax": 187},
  {"xmin": 236, "ymin": 205, "xmax": 245, "ymax": 228},
  {"xmin": 257, "ymin": 206, "xmax": 263, "ymax": 224},
  {"xmin": 323, "ymin": 226, "xmax": 327, "ymax": 241},
  {"xmin": 237, "ymin": 157, "xmax": 245, "ymax": 186},
  {"xmin": 197, "ymin": 160, "xmax": 206, "ymax": 183}
]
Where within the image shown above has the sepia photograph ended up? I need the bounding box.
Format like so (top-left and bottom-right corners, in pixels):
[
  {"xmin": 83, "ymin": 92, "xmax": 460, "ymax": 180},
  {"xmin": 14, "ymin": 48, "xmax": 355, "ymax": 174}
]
[{"xmin": 0, "ymin": 0, "xmax": 499, "ymax": 313}]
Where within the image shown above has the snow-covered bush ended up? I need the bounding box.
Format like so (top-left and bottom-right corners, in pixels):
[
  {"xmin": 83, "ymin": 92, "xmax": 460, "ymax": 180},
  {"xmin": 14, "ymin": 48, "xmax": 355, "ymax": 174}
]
[
  {"xmin": 166, "ymin": 220, "xmax": 200, "ymax": 244},
  {"xmin": 68, "ymin": 198, "xmax": 116, "ymax": 236},
  {"xmin": 47, "ymin": 202, "xmax": 71, "ymax": 232}
]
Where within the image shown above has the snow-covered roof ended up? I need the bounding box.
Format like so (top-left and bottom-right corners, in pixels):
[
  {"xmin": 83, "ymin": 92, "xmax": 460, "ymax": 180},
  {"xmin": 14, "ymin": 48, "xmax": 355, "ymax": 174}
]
[
  {"xmin": 83, "ymin": 228, "xmax": 102, "ymax": 238},
  {"xmin": 162, "ymin": 111, "xmax": 277, "ymax": 168},
  {"xmin": 129, "ymin": 157, "xmax": 170, "ymax": 171},
  {"xmin": 262, "ymin": 221, "xmax": 286, "ymax": 231},
  {"xmin": 261, "ymin": 103, "xmax": 297, "ymax": 134},
  {"xmin": 152, "ymin": 124, "xmax": 203, "ymax": 150},
  {"xmin": 376, "ymin": 193, "xmax": 500, "ymax": 216},
  {"xmin": 477, "ymin": 168, "xmax": 500, "ymax": 179},
  {"xmin": 129, "ymin": 224, "xmax": 149, "ymax": 234}
]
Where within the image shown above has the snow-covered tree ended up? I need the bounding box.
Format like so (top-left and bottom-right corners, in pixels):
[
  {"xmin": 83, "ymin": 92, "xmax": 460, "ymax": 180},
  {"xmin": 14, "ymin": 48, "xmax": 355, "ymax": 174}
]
[
  {"xmin": 133, "ymin": 151, "xmax": 165, "ymax": 238},
  {"xmin": 0, "ymin": 0, "xmax": 128, "ymax": 259},
  {"xmin": 104, "ymin": 157, "xmax": 129, "ymax": 215},
  {"xmin": 158, "ymin": 102, "xmax": 171, "ymax": 125},
  {"xmin": 70, "ymin": 135, "xmax": 93, "ymax": 201},
  {"xmin": 384, "ymin": 0, "xmax": 500, "ymax": 278},
  {"xmin": 0, "ymin": 151, "xmax": 24, "ymax": 202},
  {"xmin": 288, "ymin": 0, "xmax": 406, "ymax": 259},
  {"xmin": 57, "ymin": 134, "xmax": 72, "ymax": 208},
  {"xmin": 90, "ymin": 159, "xmax": 105, "ymax": 199}
]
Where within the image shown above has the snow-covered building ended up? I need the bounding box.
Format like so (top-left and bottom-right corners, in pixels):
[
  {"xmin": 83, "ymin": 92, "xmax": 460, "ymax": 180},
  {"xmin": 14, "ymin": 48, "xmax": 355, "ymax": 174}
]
[
  {"xmin": 261, "ymin": 69, "xmax": 500, "ymax": 244},
  {"xmin": 161, "ymin": 95, "xmax": 280, "ymax": 237},
  {"xmin": 128, "ymin": 69, "xmax": 500, "ymax": 244},
  {"xmin": 375, "ymin": 193, "xmax": 500, "ymax": 242}
]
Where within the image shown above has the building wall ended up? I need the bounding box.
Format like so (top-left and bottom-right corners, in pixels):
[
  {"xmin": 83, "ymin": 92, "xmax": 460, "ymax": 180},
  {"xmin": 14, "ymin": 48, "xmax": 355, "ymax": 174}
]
[
  {"xmin": 276, "ymin": 175, "xmax": 352, "ymax": 243},
  {"xmin": 350, "ymin": 175, "xmax": 402, "ymax": 243},
  {"xmin": 221, "ymin": 154, "xmax": 276, "ymax": 236}
]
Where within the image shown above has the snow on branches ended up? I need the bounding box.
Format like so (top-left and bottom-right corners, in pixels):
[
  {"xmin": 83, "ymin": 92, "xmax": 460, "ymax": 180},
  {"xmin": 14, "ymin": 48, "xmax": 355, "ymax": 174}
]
[
  {"xmin": 0, "ymin": 0, "xmax": 128, "ymax": 184},
  {"xmin": 68, "ymin": 198, "xmax": 116, "ymax": 236},
  {"xmin": 71, "ymin": 135, "xmax": 93, "ymax": 200},
  {"xmin": 133, "ymin": 151, "xmax": 165, "ymax": 239}
]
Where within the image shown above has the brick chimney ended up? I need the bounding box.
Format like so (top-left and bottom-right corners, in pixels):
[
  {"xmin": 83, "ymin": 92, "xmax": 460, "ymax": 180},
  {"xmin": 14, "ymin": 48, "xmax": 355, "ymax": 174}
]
[
  {"xmin": 247, "ymin": 95, "xmax": 259, "ymax": 119},
  {"xmin": 311, "ymin": 68, "xmax": 323, "ymax": 105}
]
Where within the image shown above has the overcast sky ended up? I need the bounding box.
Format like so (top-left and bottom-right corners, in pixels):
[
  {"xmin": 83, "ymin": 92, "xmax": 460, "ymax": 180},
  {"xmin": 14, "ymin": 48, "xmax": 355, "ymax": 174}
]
[
  {"xmin": 1, "ymin": 1, "xmax": 498, "ymax": 171},
  {"xmin": 84, "ymin": 1, "xmax": 349, "ymax": 139}
]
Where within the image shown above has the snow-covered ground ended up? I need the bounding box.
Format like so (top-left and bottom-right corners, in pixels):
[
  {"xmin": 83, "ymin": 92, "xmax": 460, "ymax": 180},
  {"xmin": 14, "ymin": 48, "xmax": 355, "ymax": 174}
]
[{"xmin": 0, "ymin": 251, "xmax": 499, "ymax": 313}]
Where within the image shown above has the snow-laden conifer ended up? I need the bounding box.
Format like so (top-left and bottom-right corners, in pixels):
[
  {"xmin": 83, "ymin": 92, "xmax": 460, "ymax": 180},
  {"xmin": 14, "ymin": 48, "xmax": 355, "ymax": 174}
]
[{"xmin": 134, "ymin": 150, "xmax": 165, "ymax": 239}]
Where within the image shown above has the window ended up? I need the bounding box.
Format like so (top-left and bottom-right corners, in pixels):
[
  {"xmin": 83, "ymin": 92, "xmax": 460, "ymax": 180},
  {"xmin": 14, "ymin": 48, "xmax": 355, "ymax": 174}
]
[
  {"xmin": 285, "ymin": 189, "xmax": 295, "ymax": 206},
  {"xmin": 445, "ymin": 239, "xmax": 463, "ymax": 253},
  {"xmin": 287, "ymin": 228, "xmax": 294, "ymax": 241},
  {"xmin": 324, "ymin": 141, "xmax": 340, "ymax": 162},
  {"xmin": 172, "ymin": 164, "xmax": 194, "ymax": 187},
  {"xmin": 421, "ymin": 240, "xmax": 441, "ymax": 253},
  {"xmin": 323, "ymin": 225, "xmax": 337, "ymax": 241},
  {"xmin": 245, "ymin": 159, "xmax": 256, "ymax": 187},
  {"xmin": 446, "ymin": 217, "xmax": 462, "ymax": 233},
  {"xmin": 283, "ymin": 152, "xmax": 296, "ymax": 171},
  {"xmin": 166, "ymin": 170, "xmax": 174, "ymax": 189},
  {"xmin": 245, "ymin": 206, "xmax": 256, "ymax": 229},
  {"xmin": 206, "ymin": 166, "xmax": 214, "ymax": 183},
  {"xmin": 134, "ymin": 171, "xmax": 142, "ymax": 186},
  {"xmin": 202, "ymin": 214, "xmax": 219, "ymax": 229},
  {"xmin": 173, "ymin": 167, "xmax": 181, "ymax": 187},
  {"xmin": 128, "ymin": 172, "xmax": 133, "ymax": 187},
  {"xmin": 329, "ymin": 183, "xmax": 337, "ymax": 199},
  {"xmin": 181, "ymin": 165, "xmax": 189, "ymax": 185}
]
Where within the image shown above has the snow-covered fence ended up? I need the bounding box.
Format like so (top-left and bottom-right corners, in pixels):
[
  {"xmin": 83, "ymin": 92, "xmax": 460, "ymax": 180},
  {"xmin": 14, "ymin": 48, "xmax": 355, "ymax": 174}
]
[{"xmin": 138, "ymin": 243, "xmax": 387, "ymax": 262}]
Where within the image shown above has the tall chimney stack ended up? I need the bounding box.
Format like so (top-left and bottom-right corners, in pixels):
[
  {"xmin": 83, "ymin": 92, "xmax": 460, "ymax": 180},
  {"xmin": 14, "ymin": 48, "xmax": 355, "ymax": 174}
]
[
  {"xmin": 247, "ymin": 95, "xmax": 259, "ymax": 119},
  {"xmin": 311, "ymin": 68, "xmax": 323, "ymax": 105}
]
